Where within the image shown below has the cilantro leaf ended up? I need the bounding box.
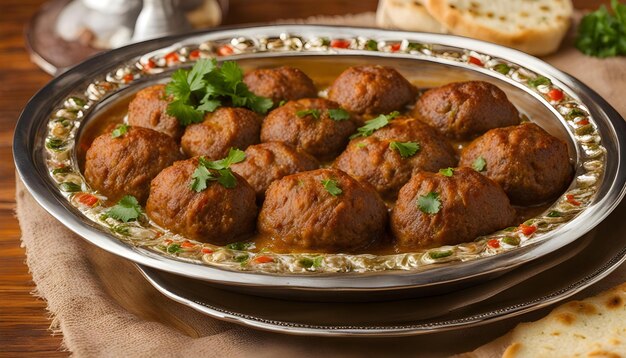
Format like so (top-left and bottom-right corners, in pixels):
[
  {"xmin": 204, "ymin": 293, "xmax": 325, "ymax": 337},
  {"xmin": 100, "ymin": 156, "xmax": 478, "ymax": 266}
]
[
  {"xmin": 106, "ymin": 195, "xmax": 142, "ymax": 222},
  {"xmin": 166, "ymin": 100, "xmax": 204, "ymax": 126},
  {"xmin": 226, "ymin": 241, "xmax": 254, "ymax": 250},
  {"xmin": 439, "ymin": 167, "xmax": 454, "ymax": 177},
  {"xmin": 417, "ymin": 192, "xmax": 441, "ymax": 214},
  {"xmin": 389, "ymin": 141, "xmax": 420, "ymax": 158},
  {"xmin": 493, "ymin": 63, "xmax": 511, "ymax": 75},
  {"xmin": 428, "ymin": 250, "xmax": 453, "ymax": 259},
  {"xmin": 111, "ymin": 124, "xmax": 129, "ymax": 138},
  {"xmin": 350, "ymin": 111, "xmax": 399, "ymax": 139},
  {"xmin": 472, "ymin": 156, "xmax": 487, "ymax": 172},
  {"xmin": 167, "ymin": 244, "xmax": 184, "ymax": 254},
  {"xmin": 321, "ymin": 179, "xmax": 342, "ymax": 196},
  {"xmin": 190, "ymin": 149, "xmax": 246, "ymax": 191},
  {"xmin": 575, "ymin": 0, "xmax": 626, "ymax": 58},
  {"xmin": 296, "ymin": 109, "xmax": 321, "ymax": 119},
  {"xmin": 299, "ymin": 256, "xmax": 323, "ymax": 269},
  {"xmin": 328, "ymin": 108, "xmax": 350, "ymax": 121},
  {"xmin": 165, "ymin": 60, "xmax": 273, "ymax": 126},
  {"xmin": 527, "ymin": 76, "xmax": 551, "ymax": 88}
]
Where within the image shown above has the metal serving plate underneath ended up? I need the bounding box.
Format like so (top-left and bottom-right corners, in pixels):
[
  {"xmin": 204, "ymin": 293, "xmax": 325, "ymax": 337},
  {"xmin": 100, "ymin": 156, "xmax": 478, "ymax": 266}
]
[
  {"xmin": 13, "ymin": 25, "xmax": 626, "ymax": 300},
  {"xmin": 137, "ymin": 199, "xmax": 626, "ymax": 335}
]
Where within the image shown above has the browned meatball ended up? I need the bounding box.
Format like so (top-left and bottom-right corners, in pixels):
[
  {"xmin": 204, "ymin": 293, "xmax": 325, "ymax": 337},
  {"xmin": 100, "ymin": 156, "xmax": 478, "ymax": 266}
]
[
  {"xmin": 181, "ymin": 107, "xmax": 261, "ymax": 160},
  {"xmin": 391, "ymin": 167, "xmax": 516, "ymax": 250},
  {"xmin": 327, "ymin": 65, "xmax": 416, "ymax": 117},
  {"xmin": 127, "ymin": 84, "xmax": 182, "ymax": 139},
  {"xmin": 231, "ymin": 142, "xmax": 320, "ymax": 199},
  {"xmin": 412, "ymin": 81, "xmax": 520, "ymax": 140},
  {"xmin": 243, "ymin": 66, "xmax": 317, "ymax": 104},
  {"xmin": 260, "ymin": 98, "xmax": 356, "ymax": 161},
  {"xmin": 258, "ymin": 168, "xmax": 388, "ymax": 253},
  {"xmin": 146, "ymin": 157, "xmax": 257, "ymax": 245},
  {"xmin": 84, "ymin": 126, "xmax": 181, "ymax": 204},
  {"xmin": 335, "ymin": 117, "xmax": 457, "ymax": 198},
  {"xmin": 459, "ymin": 122, "xmax": 572, "ymax": 206}
]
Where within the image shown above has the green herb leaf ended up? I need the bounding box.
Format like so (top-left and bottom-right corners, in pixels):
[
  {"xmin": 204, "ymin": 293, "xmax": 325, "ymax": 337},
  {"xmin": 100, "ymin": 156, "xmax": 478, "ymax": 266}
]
[
  {"xmin": 60, "ymin": 182, "xmax": 81, "ymax": 192},
  {"xmin": 527, "ymin": 76, "xmax": 552, "ymax": 88},
  {"xmin": 321, "ymin": 179, "xmax": 342, "ymax": 196},
  {"xmin": 278, "ymin": 100, "xmax": 287, "ymax": 107},
  {"xmin": 190, "ymin": 149, "xmax": 246, "ymax": 191},
  {"xmin": 356, "ymin": 142, "xmax": 367, "ymax": 148},
  {"xmin": 299, "ymin": 256, "xmax": 323, "ymax": 269},
  {"xmin": 472, "ymin": 156, "xmax": 487, "ymax": 172},
  {"xmin": 52, "ymin": 167, "xmax": 72, "ymax": 175},
  {"xmin": 389, "ymin": 141, "xmax": 420, "ymax": 158},
  {"xmin": 296, "ymin": 109, "xmax": 321, "ymax": 119},
  {"xmin": 566, "ymin": 108, "xmax": 586, "ymax": 120},
  {"xmin": 547, "ymin": 210, "xmax": 563, "ymax": 218},
  {"xmin": 350, "ymin": 111, "xmax": 399, "ymax": 139},
  {"xmin": 493, "ymin": 63, "xmax": 511, "ymax": 75},
  {"xmin": 502, "ymin": 236, "xmax": 521, "ymax": 246},
  {"xmin": 328, "ymin": 108, "xmax": 350, "ymax": 121},
  {"xmin": 111, "ymin": 124, "xmax": 129, "ymax": 138},
  {"xmin": 428, "ymin": 250, "xmax": 453, "ymax": 259},
  {"xmin": 105, "ymin": 195, "xmax": 142, "ymax": 222},
  {"xmin": 365, "ymin": 39, "xmax": 378, "ymax": 51},
  {"xmin": 46, "ymin": 138, "xmax": 66, "ymax": 151},
  {"xmin": 234, "ymin": 254, "xmax": 250, "ymax": 264},
  {"xmin": 226, "ymin": 241, "xmax": 254, "ymax": 251},
  {"xmin": 165, "ymin": 59, "xmax": 273, "ymax": 125},
  {"xmin": 439, "ymin": 167, "xmax": 454, "ymax": 177},
  {"xmin": 417, "ymin": 192, "xmax": 441, "ymax": 214},
  {"xmin": 167, "ymin": 244, "xmax": 183, "ymax": 254},
  {"xmin": 575, "ymin": 0, "xmax": 626, "ymax": 58}
]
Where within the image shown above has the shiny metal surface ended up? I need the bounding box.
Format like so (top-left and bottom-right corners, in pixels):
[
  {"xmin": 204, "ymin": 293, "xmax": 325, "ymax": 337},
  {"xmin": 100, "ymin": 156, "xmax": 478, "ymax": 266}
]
[
  {"xmin": 137, "ymin": 198, "xmax": 626, "ymax": 335},
  {"xmin": 13, "ymin": 26, "xmax": 626, "ymax": 298}
]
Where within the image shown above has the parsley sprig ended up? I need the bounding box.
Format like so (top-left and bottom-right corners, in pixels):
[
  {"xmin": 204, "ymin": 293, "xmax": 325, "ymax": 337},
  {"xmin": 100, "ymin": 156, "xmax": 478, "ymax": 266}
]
[
  {"xmin": 321, "ymin": 179, "xmax": 343, "ymax": 196},
  {"xmin": 105, "ymin": 195, "xmax": 143, "ymax": 222},
  {"xmin": 165, "ymin": 59, "xmax": 273, "ymax": 125},
  {"xmin": 576, "ymin": 0, "xmax": 626, "ymax": 58},
  {"xmin": 350, "ymin": 111, "xmax": 399, "ymax": 139},
  {"xmin": 190, "ymin": 148, "xmax": 246, "ymax": 192},
  {"xmin": 417, "ymin": 192, "xmax": 441, "ymax": 214},
  {"xmin": 389, "ymin": 141, "xmax": 420, "ymax": 158}
]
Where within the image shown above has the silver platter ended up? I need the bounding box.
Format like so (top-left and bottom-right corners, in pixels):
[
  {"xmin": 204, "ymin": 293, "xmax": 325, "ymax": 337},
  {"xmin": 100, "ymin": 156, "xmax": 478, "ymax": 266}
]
[
  {"xmin": 13, "ymin": 25, "xmax": 626, "ymax": 300},
  {"xmin": 137, "ymin": 198, "xmax": 626, "ymax": 336}
]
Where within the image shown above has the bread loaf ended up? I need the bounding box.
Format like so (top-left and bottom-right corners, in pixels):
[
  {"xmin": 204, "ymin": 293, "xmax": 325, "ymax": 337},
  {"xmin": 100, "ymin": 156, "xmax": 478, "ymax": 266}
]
[{"xmin": 376, "ymin": 0, "xmax": 447, "ymax": 33}]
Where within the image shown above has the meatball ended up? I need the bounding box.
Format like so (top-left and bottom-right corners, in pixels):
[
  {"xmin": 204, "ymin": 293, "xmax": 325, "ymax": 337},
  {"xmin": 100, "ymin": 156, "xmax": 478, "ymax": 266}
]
[
  {"xmin": 261, "ymin": 98, "xmax": 356, "ymax": 161},
  {"xmin": 335, "ymin": 117, "xmax": 457, "ymax": 198},
  {"xmin": 327, "ymin": 65, "xmax": 416, "ymax": 117},
  {"xmin": 391, "ymin": 167, "xmax": 516, "ymax": 250},
  {"xmin": 181, "ymin": 107, "xmax": 261, "ymax": 160},
  {"xmin": 258, "ymin": 168, "xmax": 388, "ymax": 253},
  {"xmin": 243, "ymin": 66, "xmax": 317, "ymax": 104},
  {"xmin": 231, "ymin": 142, "xmax": 320, "ymax": 199},
  {"xmin": 412, "ymin": 81, "xmax": 520, "ymax": 140},
  {"xmin": 146, "ymin": 157, "xmax": 257, "ymax": 245},
  {"xmin": 84, "ymin": 126, "xmax": 181, "ymax": 204},
  {"xmin": 459, "ymin": 122, "xmax": 572, "ymax": 205},
  {"xmin": 127, "ymin": 84, "xmax": 182, "ymax": 139}
]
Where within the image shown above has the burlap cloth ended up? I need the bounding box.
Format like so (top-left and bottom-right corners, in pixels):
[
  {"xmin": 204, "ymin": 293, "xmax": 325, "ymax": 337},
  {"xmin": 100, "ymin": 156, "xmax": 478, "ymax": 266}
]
[{"xmin": 15, "ymin": 12, "xmax": 626, "ymax": 357}]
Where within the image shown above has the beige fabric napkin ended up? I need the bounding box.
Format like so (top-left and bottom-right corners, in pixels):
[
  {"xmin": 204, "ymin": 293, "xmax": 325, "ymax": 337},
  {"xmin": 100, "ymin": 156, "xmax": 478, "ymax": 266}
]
[{"xmin": 16, "ymin": 11, "xmax": 626, "ymax": 358}]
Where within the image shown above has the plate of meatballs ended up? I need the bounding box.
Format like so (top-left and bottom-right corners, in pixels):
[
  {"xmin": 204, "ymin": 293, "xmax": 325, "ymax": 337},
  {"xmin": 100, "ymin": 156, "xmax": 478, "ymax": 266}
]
[{"xmin": 14, "ymin": 26, "xmax": 626, "ymax": 298}]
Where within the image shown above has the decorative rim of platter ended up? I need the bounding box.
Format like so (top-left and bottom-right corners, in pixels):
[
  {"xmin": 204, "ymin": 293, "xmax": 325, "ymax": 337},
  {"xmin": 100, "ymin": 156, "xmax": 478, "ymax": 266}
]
[{"xmin": 41, "ymin": 27, "xmax": 607, "ymax": 275}]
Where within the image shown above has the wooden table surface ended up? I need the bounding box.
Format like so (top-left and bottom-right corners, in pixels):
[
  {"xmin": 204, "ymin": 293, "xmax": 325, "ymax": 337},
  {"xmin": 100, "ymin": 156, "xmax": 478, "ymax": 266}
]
[{"xmin": 0, "ymin": 0, "xmax": 607, "ymax": 355}]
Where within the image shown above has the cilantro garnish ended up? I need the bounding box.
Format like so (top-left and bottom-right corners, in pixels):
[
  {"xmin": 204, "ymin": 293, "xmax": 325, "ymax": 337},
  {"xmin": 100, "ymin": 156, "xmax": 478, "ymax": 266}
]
[
  {"xmin": 417, "ymin": 192, "xmax": 441, "ymax": 214},
  {"xmin": 296, "ymin": 109, "xmax": 321, "ymax": 119},
  {"xmin": 165, "ymin": 59, "xmax": 273, "ymax": 125},
  {"xmin": 576, "ymin": 0, "xmax": 626, "ymax": 58},
  {"xmin": 111, "ymin": 124, "xmax": 128, "ymax": 138},
  {"xmin": 547, "ymin": 210, "xmax": 563, "ymax": 218},
  {"xmin": 60, "ymin": 182, "xmax": 81, "ymax": 192},
  {"xmin": 472, "ymin": 156, "xmax": 487, "ymax": 172},
  {"xmin": 189, "ymin": 148, "xmax": 246, "ymax": 192},
  {"xmin": 502, "ymin": 236, "xmax": 521, "ymax": 246},
  {"xmin": 439, "ymin": 167, "xmax": 454, "ymax": 177},
  {"xmin": 428, "ymin": 250, "xmax": 453, "ymax": 259},
  {"xmin": 321, "ymin": 179, "xmax": 342, "ymax": 196},
  {"xmin": 350, "ymin": 111, "xmax": 399, "ymax": 139},
  {"xmin": 389, "ymin": 141, "xmax": 420, "ymax": 158},
  {"xmin": 527, "ymin": 75, "xmax": 551, "ymax": 88},
  {"xmin": 328, "ymin": 108, "xmax": 350, "ymax": 121},
  {"xmin": 226, "ymin": 241, "xmax": 254, "ymax": 251},
  {"xmin": 299, "ymin": 256, "xmax": 323, "ymax": 269},
  {"xmin": 167, "ymin": 244, "xmax": 184, "ymax": 254},
  {"xmin": 356, "ymin": 142, "xmax": 367, "ymax": 148},
  {"xmin": 105, "ymin": 195, "xmax": 142, "ymax": 222},
  {"xmin": 493, "ymin": 63, "xmax": 511, "ymax": 75}
]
